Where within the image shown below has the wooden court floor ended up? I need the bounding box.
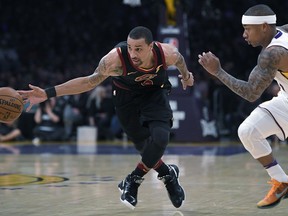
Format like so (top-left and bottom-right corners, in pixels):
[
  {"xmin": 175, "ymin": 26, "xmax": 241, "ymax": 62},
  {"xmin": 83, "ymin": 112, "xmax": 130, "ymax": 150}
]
[{"xmin": 0, "ymin": 143, "xmax": 288, "ymax": 216}]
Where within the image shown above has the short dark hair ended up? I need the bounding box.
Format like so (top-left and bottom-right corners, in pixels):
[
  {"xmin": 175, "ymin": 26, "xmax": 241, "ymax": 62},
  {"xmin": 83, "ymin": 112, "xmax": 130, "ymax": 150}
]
[
  {"xmin": 244, "ymin": 4, "xmax": 275, "ymax": 16},
  {"xmin": 128, "ymin": 26, "xmax": 153, "ymax": 44}
]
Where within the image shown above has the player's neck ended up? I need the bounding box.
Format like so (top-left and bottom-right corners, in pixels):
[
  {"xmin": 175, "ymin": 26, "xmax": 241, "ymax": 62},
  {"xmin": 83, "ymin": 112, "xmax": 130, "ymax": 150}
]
[
  {"xmin": 139, "ymin": 51, "xmax": 155, "ymax": 70},
  {"xmin": 263, "ymin": 28, "xmax": 278, "ymax": 48}
]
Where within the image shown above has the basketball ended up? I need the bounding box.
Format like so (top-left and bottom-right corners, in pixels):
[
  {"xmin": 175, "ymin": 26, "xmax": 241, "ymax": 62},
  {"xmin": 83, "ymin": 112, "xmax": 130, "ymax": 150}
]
[{"xmin": 0, "ymin": 87, "xmax": 24, "ymax": 123}]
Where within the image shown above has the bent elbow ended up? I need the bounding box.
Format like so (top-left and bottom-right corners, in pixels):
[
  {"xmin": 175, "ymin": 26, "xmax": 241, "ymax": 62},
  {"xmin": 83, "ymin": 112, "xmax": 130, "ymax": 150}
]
[
  {"xmin": 246, "ymin": 94, "xmax": 260, "ymax": 102},
  {"xmin": 247, "ymin": 98, "xmax": 257, "ymax": 102}
]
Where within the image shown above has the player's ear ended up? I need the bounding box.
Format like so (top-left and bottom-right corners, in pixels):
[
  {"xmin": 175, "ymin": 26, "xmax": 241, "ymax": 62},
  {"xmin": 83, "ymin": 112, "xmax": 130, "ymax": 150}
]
[{"xmin": 262, "ymin": 23, "xmax": 270, "ymax": 32}]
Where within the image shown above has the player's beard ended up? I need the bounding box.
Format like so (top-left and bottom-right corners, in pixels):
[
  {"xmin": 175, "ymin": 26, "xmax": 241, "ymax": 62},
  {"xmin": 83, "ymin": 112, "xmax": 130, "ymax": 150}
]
[{"xmin": 132, "ymin": 58, "xmax": 142, "ymax": 67}]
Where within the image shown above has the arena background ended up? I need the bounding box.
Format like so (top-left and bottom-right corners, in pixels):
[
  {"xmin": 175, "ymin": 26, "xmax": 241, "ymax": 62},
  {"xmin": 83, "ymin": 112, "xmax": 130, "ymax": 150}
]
[{"xmin": 1, "ymin": 0, "xmax": 287, "ymax": 142}]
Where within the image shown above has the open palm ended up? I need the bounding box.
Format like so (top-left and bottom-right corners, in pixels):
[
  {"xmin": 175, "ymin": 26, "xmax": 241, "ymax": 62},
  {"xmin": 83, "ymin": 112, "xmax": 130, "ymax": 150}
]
[{"xmin": 17, "ymin": 84, "xmax": 48, "ymax": 111}]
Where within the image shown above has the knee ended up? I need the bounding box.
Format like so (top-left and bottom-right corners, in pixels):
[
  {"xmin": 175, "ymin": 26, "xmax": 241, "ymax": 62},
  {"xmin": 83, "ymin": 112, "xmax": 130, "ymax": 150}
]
[
  {"xmin": 134, "ymin": 140, "xmax": 147, "ymax": 153},
  {"xmin": 238, "ymin": 121, "xmax": 271, "ymax": 158},
  {"xmin": 238, "ymin": 122, "xmax": 258, "ymax": 148},
  {"xmin": 238, "ymin": 122, "xmax": 252, "ymax": 143},
  {"xmin": 151, "ymin": 127, "xmax": 169, "ymax": 149}
]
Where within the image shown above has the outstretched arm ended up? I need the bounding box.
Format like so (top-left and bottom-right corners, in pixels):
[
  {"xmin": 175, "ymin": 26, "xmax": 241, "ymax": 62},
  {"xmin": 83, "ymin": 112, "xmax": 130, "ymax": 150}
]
[
  {"xmin": 55, "ymin": 58, "xmax": 109, "ymax": 97},
  {"xmin": 198, "ymin": 49, "xmax": 278, "ymax": 102},
  {"xmin": 18, "ymin": 49, "xmax": 122, "ymax": 111},
  {"xmin": 18, "ymin": 59, "xmax": 108, "ymax": 111}
]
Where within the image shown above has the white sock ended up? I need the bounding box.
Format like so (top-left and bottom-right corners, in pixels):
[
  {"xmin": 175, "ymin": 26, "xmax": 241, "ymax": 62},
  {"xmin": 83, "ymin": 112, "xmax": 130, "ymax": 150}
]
[{"xmin": 266, "ymin": 164, "xmax": 288, "ymax": 182}]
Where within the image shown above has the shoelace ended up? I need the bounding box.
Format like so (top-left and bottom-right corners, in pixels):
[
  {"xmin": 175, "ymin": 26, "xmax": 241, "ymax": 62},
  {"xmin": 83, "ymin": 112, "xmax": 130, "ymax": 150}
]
[{"xmin": 124, "ymin": 176, "xmax": 143, "ymax": 191}]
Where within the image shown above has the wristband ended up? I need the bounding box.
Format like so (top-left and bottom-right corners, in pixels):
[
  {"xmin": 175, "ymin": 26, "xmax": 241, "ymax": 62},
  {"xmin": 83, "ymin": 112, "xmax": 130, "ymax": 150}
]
[
  {"xmin": 183, "ymin": 73, "xmax": 191, "ymax": 81},
  {"xmin": 45, "ymin": 86, "xmax": 56, "ymax": 99}
]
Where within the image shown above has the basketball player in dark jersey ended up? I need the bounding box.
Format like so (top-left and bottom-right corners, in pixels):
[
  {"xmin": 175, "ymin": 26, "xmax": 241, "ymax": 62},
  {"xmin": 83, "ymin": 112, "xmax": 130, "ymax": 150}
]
[{"xmin": 19, "ymin": 26, "xmax": 194, "ymax": 209}]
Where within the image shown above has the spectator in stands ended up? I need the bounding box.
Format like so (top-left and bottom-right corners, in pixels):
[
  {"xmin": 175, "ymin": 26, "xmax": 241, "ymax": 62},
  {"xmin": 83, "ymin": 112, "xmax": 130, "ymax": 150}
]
[
  {"xmin": 63, "ymin": 93, "xmax": 89, "ymax": 140},
  {"xmin": 0, "ymin": 121, "xmax": 23, "ymax": 142},
  {"xmin": 87, "ymin": 86, "xmax": 115, "ymax": 140},
  {"xmin": 32, "ymin": 97, "xmax": 65, "ymax": 144}
]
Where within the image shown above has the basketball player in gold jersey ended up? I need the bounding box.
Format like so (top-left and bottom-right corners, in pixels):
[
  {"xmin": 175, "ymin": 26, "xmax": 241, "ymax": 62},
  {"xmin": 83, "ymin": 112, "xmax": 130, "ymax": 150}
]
[{"xmin": 199, "ymin": 4, "xmax": 288, "ymax": 209}]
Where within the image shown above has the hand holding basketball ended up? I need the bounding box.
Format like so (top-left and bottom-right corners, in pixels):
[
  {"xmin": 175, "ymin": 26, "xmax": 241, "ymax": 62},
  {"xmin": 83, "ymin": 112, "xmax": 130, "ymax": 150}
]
[
  {"xmin": 17, "ymin": 84, "xmax": 48, "ymax": 112},
  {"xmin": 0, "ymin": 87, "xmax": 24, "ymax": 123}
]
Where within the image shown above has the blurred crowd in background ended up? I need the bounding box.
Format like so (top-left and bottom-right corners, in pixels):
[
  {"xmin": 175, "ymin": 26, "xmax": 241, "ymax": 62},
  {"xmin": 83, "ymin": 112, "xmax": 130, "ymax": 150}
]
[{"xmin": 0, "ymin": 0, "xmax": 287, "ymax": 143}]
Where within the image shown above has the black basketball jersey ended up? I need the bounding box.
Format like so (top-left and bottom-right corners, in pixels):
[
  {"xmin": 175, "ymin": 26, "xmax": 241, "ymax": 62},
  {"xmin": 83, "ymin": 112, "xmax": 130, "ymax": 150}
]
[{"xmin": 112, "ymin": 41, "xmax": 172, "ymax": 92}]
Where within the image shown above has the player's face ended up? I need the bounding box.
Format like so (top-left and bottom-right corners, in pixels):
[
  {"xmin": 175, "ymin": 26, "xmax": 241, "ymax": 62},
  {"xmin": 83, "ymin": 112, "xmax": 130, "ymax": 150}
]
[
  {"xmin": 242, "ymin": 24, "xmax": 266, "ymax": 47},
  {"xmin": 127, "ymin": 37, "xmax": 153, "ymax": 67}
]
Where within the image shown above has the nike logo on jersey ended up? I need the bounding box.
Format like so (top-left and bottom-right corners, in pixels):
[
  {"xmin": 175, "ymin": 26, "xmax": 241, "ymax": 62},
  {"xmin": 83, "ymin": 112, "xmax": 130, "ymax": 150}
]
[
  {"xmin": 127, "ymin": 71, "xmax": 137, "ymax": 75},
  {"xmin": 156, "ymin": 64, "xmax": 163, "ymax": 73},
  {"xmin": 127, "ymin": 64, "xmax": 163, "ymax": 75}
]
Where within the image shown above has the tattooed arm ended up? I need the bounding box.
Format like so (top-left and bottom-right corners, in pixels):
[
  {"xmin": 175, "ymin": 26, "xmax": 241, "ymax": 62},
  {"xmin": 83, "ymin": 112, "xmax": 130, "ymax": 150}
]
[
  {"xmin": 54, "ymin": 61, "xmax": 108, "ymax": 97},
  {"xmin": 198, "ymin": 48, "xmax": 279, "ymax": 102},
  {"xmin": 56, "ymin": 48, "xmax": 123, "ymax": 96},
  {"xmin": 18, "ymin": 48, "xmax": 123, "ymax": 111},
  {"xmin": 278, "ymin": 24, "xmax": 288, "ymax": 33},
  {"xmin": 161, "ymin": 43, "xmax": 194, "ymax": 89}
]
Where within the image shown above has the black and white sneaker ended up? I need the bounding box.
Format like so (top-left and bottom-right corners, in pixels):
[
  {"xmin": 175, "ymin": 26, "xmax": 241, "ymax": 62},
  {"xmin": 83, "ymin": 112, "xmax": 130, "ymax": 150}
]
[
  {"xmin": 158, "ymin": 164, "xmax": 185, "ymax": 208},
  {"xmin": 118, "ymin": 174, "xmax": 144, "ymax": 210}
]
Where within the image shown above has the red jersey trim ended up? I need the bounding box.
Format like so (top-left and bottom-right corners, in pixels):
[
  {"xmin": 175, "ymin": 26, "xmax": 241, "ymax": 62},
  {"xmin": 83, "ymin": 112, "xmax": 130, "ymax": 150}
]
[
  {"xmin": 116, "ymin": 47, "xmax": 127, "ymax": 76},
  {"xmin": 155, "ymin": 42, "xmax": 168, "ymax": 70},
  {"xmin": 112, "ymin": 80, "xmax": 131, "ymax": 91}
]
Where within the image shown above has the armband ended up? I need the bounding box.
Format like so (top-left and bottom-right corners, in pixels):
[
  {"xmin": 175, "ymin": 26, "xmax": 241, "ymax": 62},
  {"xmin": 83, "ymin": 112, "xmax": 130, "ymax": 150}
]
[{"xmin": 45, "ymin": 86, "xmax": 56, "ymax": 99}]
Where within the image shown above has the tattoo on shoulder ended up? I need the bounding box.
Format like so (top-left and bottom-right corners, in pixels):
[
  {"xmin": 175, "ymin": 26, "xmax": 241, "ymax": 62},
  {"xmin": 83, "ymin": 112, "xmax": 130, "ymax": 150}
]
[
  {"xmin": 258, "ymin": 47, "xmax": 282, "ymax": 71},
  {"xmin": 98, "ymin": 56, "xmax": 123, "ymax": 76},
  {"xmin": 112, "ymin": 66, "xmax": 124, "ymax": 76},
  {"xmin": 87, "ymin": 58, "xmax": 108, "ymax": 86},
  {"xmin": 98, "ymin": 58, "xmax": 107, "ymax": 72},
  {"xmin": 88, "ymin": 73, "xmax": 106, "ymax": 86}
]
